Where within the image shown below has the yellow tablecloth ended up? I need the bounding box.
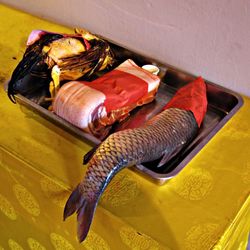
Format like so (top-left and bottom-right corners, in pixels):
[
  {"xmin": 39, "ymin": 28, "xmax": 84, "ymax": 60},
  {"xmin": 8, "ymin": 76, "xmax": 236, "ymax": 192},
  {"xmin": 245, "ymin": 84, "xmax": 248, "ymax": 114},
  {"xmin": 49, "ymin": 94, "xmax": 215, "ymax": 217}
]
[{"xmin": 0, "ymin": 4, "xmax": 249, "ymax": 250}]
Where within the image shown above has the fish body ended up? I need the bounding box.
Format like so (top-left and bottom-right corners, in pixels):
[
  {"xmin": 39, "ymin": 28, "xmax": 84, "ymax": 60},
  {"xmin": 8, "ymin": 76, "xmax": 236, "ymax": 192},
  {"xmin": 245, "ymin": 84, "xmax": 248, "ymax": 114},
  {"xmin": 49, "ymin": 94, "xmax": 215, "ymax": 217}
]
[{"xmin": 64, "ymin": 107, "xmax": 198, "ymax": 242}]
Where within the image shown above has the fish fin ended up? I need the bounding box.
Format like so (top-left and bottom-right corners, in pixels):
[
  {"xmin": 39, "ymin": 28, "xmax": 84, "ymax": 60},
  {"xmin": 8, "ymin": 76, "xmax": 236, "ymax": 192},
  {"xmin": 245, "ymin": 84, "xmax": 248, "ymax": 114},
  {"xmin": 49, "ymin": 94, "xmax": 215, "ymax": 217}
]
[
  {"xmin": 63, "ymin": 184, "xmax": 81, "ymax": 220},
  {"xmin": 83, "ymin": 144, "xmax": 100, "ymax": 164},
  {"xmin": 77, "ymin": 199, "xmax": 96, "ymax": 242},
  {"xmin": 156, "ymin": 153, "xmax": 172, "ymax": 168},
  {"xmin": 64, "ymin": 184, "xmax": 97, "ymax": 242},
  {"xmin": 157, "ymin": 144, "xmax": 185, "ymax": 168}
]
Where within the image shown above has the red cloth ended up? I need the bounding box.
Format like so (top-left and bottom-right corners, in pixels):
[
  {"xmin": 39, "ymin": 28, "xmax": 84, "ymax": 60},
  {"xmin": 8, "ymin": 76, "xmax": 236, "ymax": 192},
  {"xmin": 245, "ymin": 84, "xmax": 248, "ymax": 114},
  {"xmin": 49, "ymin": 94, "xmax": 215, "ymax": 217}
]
[
  {"xmin": 84, "ymin": 70, "xmax": 148, "ymax": 113},
  {"xmin": 163, "ymin": 77, "xmax": 207, "ymax": 127}
]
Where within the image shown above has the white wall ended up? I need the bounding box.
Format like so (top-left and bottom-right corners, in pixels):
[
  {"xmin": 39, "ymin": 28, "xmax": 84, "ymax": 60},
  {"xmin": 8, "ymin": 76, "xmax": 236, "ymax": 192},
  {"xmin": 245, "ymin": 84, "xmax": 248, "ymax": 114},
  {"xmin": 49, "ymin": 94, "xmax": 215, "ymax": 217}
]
[{"xmin": 2, "ymin": 0, "xmax": 250, "ymax": 96}]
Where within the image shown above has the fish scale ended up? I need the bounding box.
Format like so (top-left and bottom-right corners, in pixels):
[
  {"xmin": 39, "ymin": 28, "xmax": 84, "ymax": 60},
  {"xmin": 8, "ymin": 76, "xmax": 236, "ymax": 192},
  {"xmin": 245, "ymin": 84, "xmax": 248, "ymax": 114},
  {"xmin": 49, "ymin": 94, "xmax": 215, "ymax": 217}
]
[
  {"xmin": 64, "ymin": 107, "xmax": 198, "ymax": 242},
  {"xmin": 85, "ymin": 108, "xmax": 197, "ymax": 195}
]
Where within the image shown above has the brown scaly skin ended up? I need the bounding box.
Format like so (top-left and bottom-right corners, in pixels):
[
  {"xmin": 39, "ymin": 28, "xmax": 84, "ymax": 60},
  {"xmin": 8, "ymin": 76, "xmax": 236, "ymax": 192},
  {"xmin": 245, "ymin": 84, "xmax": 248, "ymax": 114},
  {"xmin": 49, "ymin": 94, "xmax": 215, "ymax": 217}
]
[{"xmin": 64, "ymin": 108, "xmax": 198, "ymax": 242}]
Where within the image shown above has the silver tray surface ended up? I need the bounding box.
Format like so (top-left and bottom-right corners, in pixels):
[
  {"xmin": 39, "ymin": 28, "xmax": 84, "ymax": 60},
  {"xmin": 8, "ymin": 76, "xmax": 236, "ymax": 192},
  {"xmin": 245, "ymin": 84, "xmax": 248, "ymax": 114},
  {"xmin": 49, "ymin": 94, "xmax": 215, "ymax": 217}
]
[{"xmin": 6, "ymin": 39, "xmax": 244, "ymax": 185}]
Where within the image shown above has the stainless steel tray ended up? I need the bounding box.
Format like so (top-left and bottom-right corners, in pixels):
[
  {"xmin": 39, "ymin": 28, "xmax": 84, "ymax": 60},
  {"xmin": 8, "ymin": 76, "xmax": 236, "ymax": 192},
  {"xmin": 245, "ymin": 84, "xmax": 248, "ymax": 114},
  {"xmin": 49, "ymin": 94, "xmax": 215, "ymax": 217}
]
[{"xmin": 6, "ymin": 39, "xmax": 244, "ymax": 184}]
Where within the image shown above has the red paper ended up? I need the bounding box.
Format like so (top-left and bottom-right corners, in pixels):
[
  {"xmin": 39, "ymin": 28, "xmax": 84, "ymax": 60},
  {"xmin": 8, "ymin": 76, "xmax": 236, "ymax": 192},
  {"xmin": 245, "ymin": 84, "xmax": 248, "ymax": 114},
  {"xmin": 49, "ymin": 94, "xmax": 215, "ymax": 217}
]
[{"xmin": 163, "ymin": 77, "xmax": 207, "ymax": 127}]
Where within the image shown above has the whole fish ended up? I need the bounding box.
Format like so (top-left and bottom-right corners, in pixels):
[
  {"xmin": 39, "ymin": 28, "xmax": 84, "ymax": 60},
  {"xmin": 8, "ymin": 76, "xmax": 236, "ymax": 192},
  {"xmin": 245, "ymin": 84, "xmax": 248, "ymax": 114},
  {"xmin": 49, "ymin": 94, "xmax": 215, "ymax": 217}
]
[{"xmin": 64, "ymin": 107, "xmax": 198, "ymax": 242}]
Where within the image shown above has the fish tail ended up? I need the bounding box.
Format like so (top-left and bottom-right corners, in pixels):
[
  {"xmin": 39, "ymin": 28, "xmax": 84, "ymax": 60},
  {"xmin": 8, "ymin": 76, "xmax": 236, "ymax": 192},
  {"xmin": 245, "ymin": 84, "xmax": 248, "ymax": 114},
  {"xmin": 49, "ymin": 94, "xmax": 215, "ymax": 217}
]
[
  {"xmin": 64, "ymin": 184, "xmax": 96, "ymax": 242},
  {"xmin": 63, "ymin": 184, "xmax": 81, "ymax": 220},
  {"xmin": 76, "ymin": 198, "xmax": 96, "ymax": 242}
]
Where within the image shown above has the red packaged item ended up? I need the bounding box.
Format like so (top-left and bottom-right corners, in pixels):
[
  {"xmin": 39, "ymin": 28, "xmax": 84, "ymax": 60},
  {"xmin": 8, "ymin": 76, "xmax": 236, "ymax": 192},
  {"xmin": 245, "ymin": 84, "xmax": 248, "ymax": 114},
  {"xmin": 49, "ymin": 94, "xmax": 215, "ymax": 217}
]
[
  {"xmin": 53, "ymin": 59, "xmax": 160, "ymax": 138},
  {"xmin": 163, "ymin": 77, "xmax": 207, "ymax": 127}
]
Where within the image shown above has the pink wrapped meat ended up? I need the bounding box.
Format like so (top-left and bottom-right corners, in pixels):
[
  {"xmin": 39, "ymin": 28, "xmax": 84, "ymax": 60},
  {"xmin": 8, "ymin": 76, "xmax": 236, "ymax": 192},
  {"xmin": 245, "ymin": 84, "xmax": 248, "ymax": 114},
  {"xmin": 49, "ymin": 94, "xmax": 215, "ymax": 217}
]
[{"xmin": 52, "ymin": 59, "xmax": 160, "ymax": 138}]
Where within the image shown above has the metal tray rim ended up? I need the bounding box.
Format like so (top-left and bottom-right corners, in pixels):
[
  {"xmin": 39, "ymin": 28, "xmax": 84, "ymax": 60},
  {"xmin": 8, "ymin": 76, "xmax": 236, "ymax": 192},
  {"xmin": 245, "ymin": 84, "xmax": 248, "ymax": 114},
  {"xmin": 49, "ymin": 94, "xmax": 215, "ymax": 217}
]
[{"xmin": 4, "ymin": 78, "xmax": 244, "ymax": 185}]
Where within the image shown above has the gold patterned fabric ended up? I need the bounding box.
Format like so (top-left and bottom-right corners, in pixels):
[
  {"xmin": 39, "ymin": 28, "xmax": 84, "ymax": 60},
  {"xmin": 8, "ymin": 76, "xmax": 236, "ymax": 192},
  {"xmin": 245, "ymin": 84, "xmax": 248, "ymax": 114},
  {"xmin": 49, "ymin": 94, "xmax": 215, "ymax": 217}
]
[{"xmin": 0, "ymin": 4, "xmax": 249, "ymax": 249}]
